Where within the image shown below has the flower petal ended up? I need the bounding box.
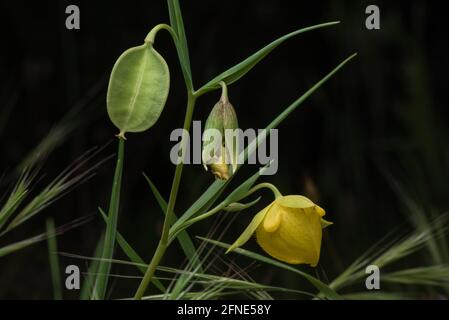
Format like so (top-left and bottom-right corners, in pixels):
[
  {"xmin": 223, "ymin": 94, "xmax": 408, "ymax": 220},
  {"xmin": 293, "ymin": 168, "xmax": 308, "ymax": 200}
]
[
  {"xmin": 263, "ymin": 203, "xmax": 282, "ymax": 233},
  {"xmin": 256, "ymin": 206, "xmax": 322, "ymax": 266},
  {"xmin": 226, "ymin": 202, "xmax": 274, "ymax": 253},
  {"xmin": 320, "ymin": 218, "xmax": 333, "ymax": 228},
  {"xmin": 276, "ymin": 195, "xmax": 315, "ymax": 209},
  {"xmin": 315, "ymin": 205, "xmax": 326, "ymax": 217}
]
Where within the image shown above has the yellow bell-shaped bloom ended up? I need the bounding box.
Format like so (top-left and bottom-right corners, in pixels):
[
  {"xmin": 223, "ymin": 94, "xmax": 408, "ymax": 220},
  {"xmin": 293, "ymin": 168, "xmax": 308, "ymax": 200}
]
[{"xmin": 227, "ymin": 195, "xmax": 329, "ymax": 267}]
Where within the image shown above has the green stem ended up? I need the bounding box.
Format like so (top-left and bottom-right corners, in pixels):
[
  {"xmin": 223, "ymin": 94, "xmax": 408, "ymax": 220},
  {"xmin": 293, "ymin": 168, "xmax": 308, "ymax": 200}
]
[
  {"xmin": 134, "ymin": 241, "xmax": 167, "ymax": 298},
  {"xmin": 219, "ymin": 81, "xmax": 228, "ymax": 103},
  {"xmin": 134, "ymin": 93, "xmax": 196, "ymax": 299},
  {"xmin": 247, "ymin": 182, "xmax": 282, "ymax": 199},
  {"xmin": 168, "ymin": 202, "xmax": 226, "ymax": 243},
  {"xmin": 169, "ymin": 183, "xmax": 281, "ymax": 242},
  {"xmin": 145, "ymin": 23, "xmax": 176, "ymax": 44},
  {"xmin": 94, "ymin": 136, "xmax": 125, "ymax": 299}
]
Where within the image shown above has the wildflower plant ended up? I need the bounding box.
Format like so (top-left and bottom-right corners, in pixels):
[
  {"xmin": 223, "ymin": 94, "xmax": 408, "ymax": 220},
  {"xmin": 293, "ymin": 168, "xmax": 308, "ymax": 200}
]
[
  {"xmin": 1, "ymin": 1, "xmax": 448, "ymax": 301},
  {"xmin": 95, "ymin": 0, "xmax": 356, "ymax": 300}
]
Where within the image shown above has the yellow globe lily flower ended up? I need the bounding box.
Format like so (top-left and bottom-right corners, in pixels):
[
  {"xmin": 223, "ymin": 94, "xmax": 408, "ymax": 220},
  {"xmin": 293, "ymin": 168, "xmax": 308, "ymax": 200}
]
[{"xmin": 227, "ymin": 195, "xmax": 330, "ymax": 267}]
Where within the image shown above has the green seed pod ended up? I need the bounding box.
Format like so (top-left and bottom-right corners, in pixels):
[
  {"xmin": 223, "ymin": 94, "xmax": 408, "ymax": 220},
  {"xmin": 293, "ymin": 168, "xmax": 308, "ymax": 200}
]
[
  {"xmin": 107, "ymin": 40, "xmax": 170, "ymax": 137},
  {"xmin": 202, "ymin": 82, "xmax": 239, "ymax": 180}
]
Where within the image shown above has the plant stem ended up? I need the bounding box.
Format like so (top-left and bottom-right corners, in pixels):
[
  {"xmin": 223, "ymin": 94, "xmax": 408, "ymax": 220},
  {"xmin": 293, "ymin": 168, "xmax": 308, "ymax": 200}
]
[
  {"xmin": 169, "ymin": 183, "xmax": 280, "ymax": 242},
  {"xmin": 170, "ymin": 182, "xmax": 282, "ymax": 240},
  {"xmin": 134, "ymin": 92, "xmax": 196, "ymax": 299},
  {"xmin": 168, "ymin": 202, "xmax": 226, "ymax": 242},
  {"xmin": 94, "ymin": 136, "xmax": 125, "ymax": 299},
  {"xmin": 145, "ymin": 24, "xmax": 176, "ymax": 44},
  {"xmin": 219, "ymin": 81, "xmax": 228, "ymax": 103},
  {"xmin": 247, "ymin": 182, "xmax": 282, "ymax": 199}
]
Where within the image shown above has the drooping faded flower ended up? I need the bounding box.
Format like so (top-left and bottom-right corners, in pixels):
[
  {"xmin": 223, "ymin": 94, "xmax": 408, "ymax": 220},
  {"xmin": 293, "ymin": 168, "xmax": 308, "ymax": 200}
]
[
  {"xmin": 207, "ymin": 145, "xmax": 230, "ymax": 180},
  {"xmin": 227, "ymin": 195, "xmax": 331, "ymax": 266},
  {"xmin": 202, "ymin": 82, "xmax": 239, "ymax": 180}
]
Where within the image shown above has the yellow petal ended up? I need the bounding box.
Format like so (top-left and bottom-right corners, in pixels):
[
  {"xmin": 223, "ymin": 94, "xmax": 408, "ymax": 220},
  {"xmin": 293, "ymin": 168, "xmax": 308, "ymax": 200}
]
[
  {"xmin": 226, "ymin": 202, "xmax": 274, "ymax": 253},
  {"xmin": 315, "ymin": 205, "xmax": 326, "ymax": 217},
  {"xmin": 256, "ymin": 205, "xmax": 322, "ymax": 266},
  {"xmin": 276, "ymin": 195, "xmax": 326, "ymax": 216},
  {"xmin": 276, "ymin": 195, "xmax": 315, "ymax": 209},
  {"xmin": 210, "ymin": 163, "xmax": 230, "ymax": 180},
  {"xmin": 263, "ymin": 203, "xmax": 282, "ymax": 233}
]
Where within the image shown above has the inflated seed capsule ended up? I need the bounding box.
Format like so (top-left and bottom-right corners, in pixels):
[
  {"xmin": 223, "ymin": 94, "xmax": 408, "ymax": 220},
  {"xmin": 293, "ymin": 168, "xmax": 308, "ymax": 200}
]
[{"xmin": 107, "ymin": 27, "xmax": 170, "ymax": 138}]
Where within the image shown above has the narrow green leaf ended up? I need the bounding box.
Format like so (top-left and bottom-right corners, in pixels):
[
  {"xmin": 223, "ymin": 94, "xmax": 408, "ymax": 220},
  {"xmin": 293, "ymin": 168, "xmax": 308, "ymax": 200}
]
[
  {"xmin": 195, "ymin": 21, "xmax": 340, "ymax": 95},
  {"xmin": 167, "ymin": 0, "xmax": 193, "ymax": 89},
  {"xmin": 115, "ymin": 234, "xmax": 166, "ymax": 290},
  {"xmin": 0, "ymin": 170, "xmax": 33, "ymax": 231},
  {"xmin": 263, "ymin": 54, "xmax": 357, "ymax": 131},
  {"xmin": 222, "ymin": 162, "xmax": 273, "ymax": 205},
  {"xmin": 0, "ymin": 183, "xmax": 28, "ymax": 230},
  {"xmin": 0, "ymin": 217, "xmax": 89, "ymax": 259},
  {"xmin": 46, "ymin": 218, "xmax": 62, "ymax": 300},
  {"xmin": 107, "ymin": 43, "xmax": 170, "ymax": 135},
  {"xmin": 94, "ymin": 138, "xmax": 125, "ymax": 299},
  {"xmin": 198, "ymin": 237, "xmax": 342, "ymax": 300},
  {"xmin": 223, "ymin": 196, "xmax": 262, "ymax": 212},
  {"xmin": 382, "ymin": 265, "xmax": 449, "ymax": 287},
  {"xmin": 0, "ymin": 233, "xmax": 47, "ymax": 258},
  {"xmin": 226, "ymin": 203, "xmax": 272, "ymax": 253},
  {"xmin": 169, "ymin": 180, "xmax": 228, "ymax": 235},
  {"xmin": 143, "ymin": 173, "xmax": 169, "ymax": 213}
]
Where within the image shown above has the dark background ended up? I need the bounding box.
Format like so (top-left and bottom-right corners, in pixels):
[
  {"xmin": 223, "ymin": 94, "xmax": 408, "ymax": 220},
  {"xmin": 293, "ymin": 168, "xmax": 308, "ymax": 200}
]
[{"xmin": 1, "ymin": 0, "xmax": 448, "ymax": 299}]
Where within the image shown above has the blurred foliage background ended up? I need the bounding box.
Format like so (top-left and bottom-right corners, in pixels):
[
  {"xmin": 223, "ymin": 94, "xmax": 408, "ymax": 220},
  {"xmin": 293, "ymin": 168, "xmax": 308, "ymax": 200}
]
[{"xmin": 0, "ymin": 0, "xmax": 448, "ymax": 299}]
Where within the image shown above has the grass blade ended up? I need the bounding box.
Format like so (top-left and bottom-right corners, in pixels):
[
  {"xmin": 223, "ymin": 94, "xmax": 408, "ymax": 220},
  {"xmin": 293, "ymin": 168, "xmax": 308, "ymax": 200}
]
[
  {"xmin": 0, "ymin": 216, "xmax": 90, "ymax": 258},
  {"xmin": 167, "ymin": 0, "xmax": 193, "ymax": 89},
  {"xmin": 46, "ymin": 218, "xmax": 62, "ymax": 300},
  {"xmin": 94, "ymin": 138, "xmax": 125, "ymax": 299},
  {"xmin": 329, "ymin": 213, "xmax": 449, "ymax": 291},
  {"xmin": 198, "ymin": 237, "xmax": 342, "ymax": 300},
  {"xmin": 80, "ymin": 233, "xmax": 104, "ymax": 300},
  {"xmin": 382, "ymin": 265, "xmax": 449, "ymax": 287},
  {"xmin": 0, "ymin": 171, "xmax": 31, "ymax": 230},
  {"xmin": 3, "ymin": 148, "xmax": 106, "ymax": 235},
  {"xmin": 0, "ymin": 233, "xmax": 48, "ymax": 258}
]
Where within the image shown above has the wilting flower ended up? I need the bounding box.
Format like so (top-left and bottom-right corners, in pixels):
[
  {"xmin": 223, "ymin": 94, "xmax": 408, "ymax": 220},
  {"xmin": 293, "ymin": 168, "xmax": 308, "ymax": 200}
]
[
  {"xmin": 208, "ymin": 146, "xmax": 230, "ymax": 180},
  {"xmin": 202, "ymin": 82, "xmax": 239, "ymax": 180},
  {"xmin": 227, "ymin": 195, "xmax": 330, "ymax": 266}
]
